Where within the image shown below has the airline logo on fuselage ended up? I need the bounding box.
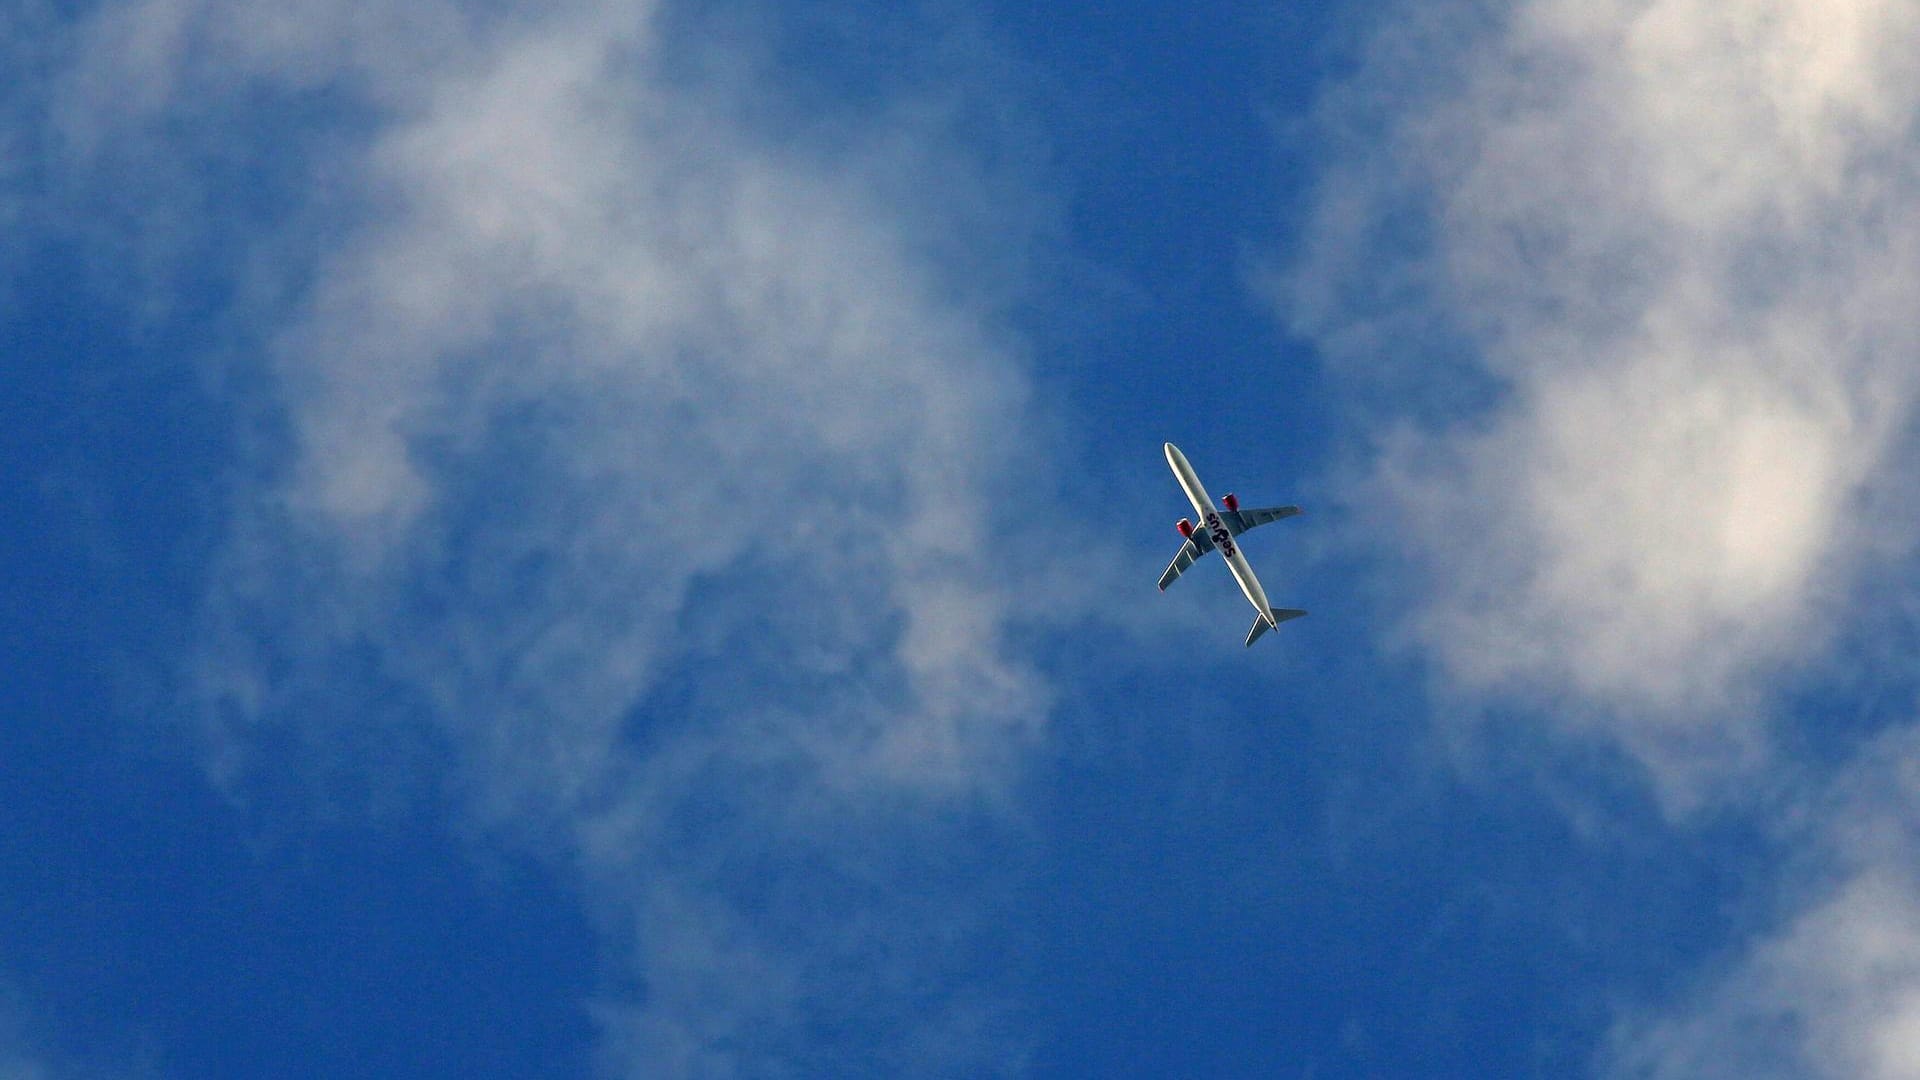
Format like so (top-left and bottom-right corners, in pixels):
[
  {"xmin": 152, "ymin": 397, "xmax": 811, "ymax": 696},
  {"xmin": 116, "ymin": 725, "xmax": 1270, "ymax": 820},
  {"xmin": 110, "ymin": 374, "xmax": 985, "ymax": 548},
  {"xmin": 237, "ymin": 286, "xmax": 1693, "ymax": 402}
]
[{"xmin": 1205, "ymin": 512, "xmax": 1236, "ymax": 557}]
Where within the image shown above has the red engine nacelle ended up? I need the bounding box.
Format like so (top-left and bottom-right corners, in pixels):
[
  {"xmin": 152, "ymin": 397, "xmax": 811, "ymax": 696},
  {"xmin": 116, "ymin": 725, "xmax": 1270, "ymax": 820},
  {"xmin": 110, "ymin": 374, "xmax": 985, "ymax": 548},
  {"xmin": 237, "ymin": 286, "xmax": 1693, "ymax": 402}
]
[
  {"xmin": 1176, "ymin": 518, "xmax": 1195, "ymax": 539},
  {"xmin": 1222, "ymin": 493, "xmax": 1239, "ymax": 511}
]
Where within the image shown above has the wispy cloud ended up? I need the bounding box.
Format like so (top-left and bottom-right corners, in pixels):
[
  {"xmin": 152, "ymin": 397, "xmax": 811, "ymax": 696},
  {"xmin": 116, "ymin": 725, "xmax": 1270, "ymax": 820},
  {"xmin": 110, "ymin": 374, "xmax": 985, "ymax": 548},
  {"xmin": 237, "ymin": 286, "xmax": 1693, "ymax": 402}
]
[
  {"xmin": 1279, "ymin": 0, "xmax": 1920, "ymax": 1072},
  {"xmin": 1608, "ymin": 726, "xmax": 1920, "ymax": 1079},
  {"xmin": 33, "ymin": 0, "xmax": 1060, "ymax": 1071},
  {"xmin": 1279, "ymin": 0, "xmax": 1920, "ymax": 804}
]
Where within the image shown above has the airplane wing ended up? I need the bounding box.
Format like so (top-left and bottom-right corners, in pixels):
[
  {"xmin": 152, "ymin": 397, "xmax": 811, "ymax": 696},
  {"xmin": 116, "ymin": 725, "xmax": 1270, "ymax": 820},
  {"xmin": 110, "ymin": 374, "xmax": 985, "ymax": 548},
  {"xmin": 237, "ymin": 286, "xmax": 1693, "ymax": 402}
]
[
  {"xmin": 1158, "ymin": 530, "xmax": 1215, "ymax": 591},
  {"xmin": 1220, "ymin": 505, "xmax": 1302, "ymax": 536}
]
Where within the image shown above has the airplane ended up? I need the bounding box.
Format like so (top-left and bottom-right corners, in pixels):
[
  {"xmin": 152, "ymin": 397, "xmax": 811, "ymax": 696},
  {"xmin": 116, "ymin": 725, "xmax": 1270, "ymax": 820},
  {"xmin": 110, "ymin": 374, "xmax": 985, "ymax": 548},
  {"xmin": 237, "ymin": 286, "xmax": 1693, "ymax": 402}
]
[{"xmin": 1158, "ymin": 442, "xmax": 1306, "ymax": 646}]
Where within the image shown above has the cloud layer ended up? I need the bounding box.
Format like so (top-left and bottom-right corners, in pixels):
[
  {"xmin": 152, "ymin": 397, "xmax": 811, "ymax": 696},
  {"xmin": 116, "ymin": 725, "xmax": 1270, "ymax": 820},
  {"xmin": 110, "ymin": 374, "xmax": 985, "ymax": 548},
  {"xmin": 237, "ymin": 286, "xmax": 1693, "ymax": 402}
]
[
  {"xmin": 1282, "ymin": 0, "xmax": 1920, "ymax": 801},
  {"xmin": 1609, "ymin": 727, "xmax": 1920, "ymax": 1079},
  {"xmin": 33, "ymin": 0, "xmax": 1058, "ymax": 1072},
  {"xmin": 1283, "ymin": 0, "xmax": 1920, "ymax": 1074}
]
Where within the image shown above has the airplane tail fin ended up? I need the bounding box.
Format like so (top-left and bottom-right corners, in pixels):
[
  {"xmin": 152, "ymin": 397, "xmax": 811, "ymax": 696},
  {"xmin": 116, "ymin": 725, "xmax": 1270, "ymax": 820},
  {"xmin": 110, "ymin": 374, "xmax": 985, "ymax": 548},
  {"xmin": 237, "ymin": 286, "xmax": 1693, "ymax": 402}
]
[{"xmin": 1245, "ymin": 608, "xmax": 1308, "ymax": 647}]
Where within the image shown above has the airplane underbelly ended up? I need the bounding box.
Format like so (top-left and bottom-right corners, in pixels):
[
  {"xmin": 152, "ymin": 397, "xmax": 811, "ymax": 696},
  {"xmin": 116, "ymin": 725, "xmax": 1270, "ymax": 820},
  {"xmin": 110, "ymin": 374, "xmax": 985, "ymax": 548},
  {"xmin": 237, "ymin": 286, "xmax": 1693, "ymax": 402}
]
[
  {"xmin": 1200, "ymin": 510, "xmax": 1236, "ymax": 559},
  {"xmin": 1167, "ymin": 446, "xmax": 1216, "ymax": 518},
  {"xmin": 1182, "ymin": 484, "xmax": 1214, "ymax": 520},
  {"xmin": 1201, "ymin": 509, "xmax": 1271, "ymax": 614},
  {"xmin": 1227, "ymin": 550, "xmax": 1271, "ymax": 613}
]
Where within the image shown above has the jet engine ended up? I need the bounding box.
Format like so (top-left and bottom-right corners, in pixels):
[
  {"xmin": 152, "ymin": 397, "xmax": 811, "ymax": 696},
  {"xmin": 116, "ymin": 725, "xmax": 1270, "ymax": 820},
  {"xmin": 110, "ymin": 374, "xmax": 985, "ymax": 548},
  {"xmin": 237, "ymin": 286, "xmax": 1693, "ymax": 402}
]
[
  {"xmin": 1222, "ymin": 493, "xmax": 1239, "ymax": 511},
  {"xmin": 1176, "ymin": 518, "xmax": 1195, "ymax": 539}
]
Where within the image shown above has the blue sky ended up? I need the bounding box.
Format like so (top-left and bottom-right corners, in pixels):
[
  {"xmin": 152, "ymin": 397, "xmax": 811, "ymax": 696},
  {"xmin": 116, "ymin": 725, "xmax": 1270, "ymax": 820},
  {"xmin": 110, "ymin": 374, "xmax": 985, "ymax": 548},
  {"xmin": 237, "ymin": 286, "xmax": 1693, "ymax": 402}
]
[{"xmin": 8, "ymin": 0, "xmax": 1920, "ymax": 1076}]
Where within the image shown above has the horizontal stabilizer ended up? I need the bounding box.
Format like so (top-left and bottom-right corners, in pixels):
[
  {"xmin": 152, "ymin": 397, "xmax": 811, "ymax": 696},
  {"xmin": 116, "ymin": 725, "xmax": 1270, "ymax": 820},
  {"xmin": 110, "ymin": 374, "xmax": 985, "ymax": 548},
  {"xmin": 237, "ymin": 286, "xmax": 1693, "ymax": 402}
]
[{"xmin": 1245, "ymin": 608, "xmax": 1308, "ymax": 647}]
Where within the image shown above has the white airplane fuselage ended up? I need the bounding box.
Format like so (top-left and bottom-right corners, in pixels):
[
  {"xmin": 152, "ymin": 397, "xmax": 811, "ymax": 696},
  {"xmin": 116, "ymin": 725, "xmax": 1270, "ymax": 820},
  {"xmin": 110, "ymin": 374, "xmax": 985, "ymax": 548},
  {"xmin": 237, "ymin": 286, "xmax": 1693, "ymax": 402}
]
[{"xmin": 1164, "ymin": 442, "xmax": 1278, "ymax": 627}]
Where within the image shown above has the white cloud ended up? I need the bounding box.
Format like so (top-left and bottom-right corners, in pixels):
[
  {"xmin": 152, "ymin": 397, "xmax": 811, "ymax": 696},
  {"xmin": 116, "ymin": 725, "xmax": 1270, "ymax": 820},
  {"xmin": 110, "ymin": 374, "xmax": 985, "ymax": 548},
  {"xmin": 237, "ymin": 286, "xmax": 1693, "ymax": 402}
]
[
  {"xmin": 1283, "ymin": 3, "xmax": 1920, "ymax": 1068},
  {"xmin": 1279, "ymin": 0, "xmax": 1920, "ymax": 803},
  {"xmin": 1610, "ymin": 870, "xmax": 1920, "ymax": 1079},
  {"xmin": 37, "ymin": 0, "xmax": 1058, "ymax": 1072},
  {"xmin": 1607, "ymin": 727, "xmax": 1920, "ymax": 1079}
]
